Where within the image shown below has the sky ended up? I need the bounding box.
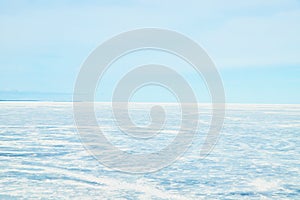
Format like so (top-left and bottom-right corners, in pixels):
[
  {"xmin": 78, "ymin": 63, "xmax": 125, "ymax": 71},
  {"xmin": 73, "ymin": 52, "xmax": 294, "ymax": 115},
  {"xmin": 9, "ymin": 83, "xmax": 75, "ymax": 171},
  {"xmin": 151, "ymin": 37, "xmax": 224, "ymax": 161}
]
[{"xmin": 0, "ymin": 0, "xmax": 299, "ymax": 103}]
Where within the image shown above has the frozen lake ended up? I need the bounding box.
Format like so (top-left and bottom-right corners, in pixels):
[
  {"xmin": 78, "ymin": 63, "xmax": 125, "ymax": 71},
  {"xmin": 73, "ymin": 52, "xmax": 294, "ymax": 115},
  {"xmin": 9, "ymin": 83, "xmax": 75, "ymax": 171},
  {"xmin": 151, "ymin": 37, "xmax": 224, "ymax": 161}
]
[{"xmin": 0, "ymin": 102, "xmax": 299, "ymax": 199}]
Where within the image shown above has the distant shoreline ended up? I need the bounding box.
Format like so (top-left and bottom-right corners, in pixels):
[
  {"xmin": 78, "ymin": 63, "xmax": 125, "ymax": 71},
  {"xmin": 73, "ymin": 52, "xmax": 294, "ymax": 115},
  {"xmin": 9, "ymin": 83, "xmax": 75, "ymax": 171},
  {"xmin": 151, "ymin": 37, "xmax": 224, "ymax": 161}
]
[{"xmin": 0, "ymin": 100, "xmax": 40, "ymax": 102}]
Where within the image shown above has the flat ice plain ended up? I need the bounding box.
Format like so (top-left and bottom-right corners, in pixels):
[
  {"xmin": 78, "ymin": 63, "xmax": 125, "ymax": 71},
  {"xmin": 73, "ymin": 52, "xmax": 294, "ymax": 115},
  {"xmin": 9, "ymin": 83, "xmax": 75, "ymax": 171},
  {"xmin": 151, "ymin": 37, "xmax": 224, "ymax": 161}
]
[{"xmin": 0, "ymin": 102, "xmax": 299, "ymax": 199}]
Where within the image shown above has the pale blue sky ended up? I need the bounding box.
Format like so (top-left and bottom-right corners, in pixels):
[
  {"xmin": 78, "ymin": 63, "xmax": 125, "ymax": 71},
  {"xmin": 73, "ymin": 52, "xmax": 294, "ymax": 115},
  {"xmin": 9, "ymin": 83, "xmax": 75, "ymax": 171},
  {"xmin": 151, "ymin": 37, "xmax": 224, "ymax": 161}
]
[{"xmin": 0, "ymin": 0, "xmax": 299, "ymax": 103}]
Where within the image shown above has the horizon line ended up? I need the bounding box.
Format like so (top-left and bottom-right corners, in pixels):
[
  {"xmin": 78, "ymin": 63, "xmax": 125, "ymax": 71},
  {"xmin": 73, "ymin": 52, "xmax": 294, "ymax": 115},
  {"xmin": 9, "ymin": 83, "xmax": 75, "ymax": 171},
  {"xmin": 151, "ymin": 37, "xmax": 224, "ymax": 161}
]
[{"xmin": 0, "ymin": 100, "xmax": 299, "ymax": 106}]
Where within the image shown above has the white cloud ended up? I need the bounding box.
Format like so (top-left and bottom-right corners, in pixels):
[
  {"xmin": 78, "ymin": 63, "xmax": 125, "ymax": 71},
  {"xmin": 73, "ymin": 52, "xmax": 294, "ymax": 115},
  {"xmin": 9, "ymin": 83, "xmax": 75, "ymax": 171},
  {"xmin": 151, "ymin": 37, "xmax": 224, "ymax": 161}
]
[{"xmin": 202, "ymin": 9, "xmax": 300, "ymax": 67}]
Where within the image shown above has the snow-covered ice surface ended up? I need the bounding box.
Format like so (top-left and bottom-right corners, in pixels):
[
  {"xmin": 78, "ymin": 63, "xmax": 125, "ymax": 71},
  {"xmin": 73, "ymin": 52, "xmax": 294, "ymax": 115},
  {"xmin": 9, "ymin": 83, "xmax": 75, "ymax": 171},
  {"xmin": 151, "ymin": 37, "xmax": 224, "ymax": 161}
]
[{"xmin": 0, "ymin": 102, "xmax": 299, "ymax": 199}]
